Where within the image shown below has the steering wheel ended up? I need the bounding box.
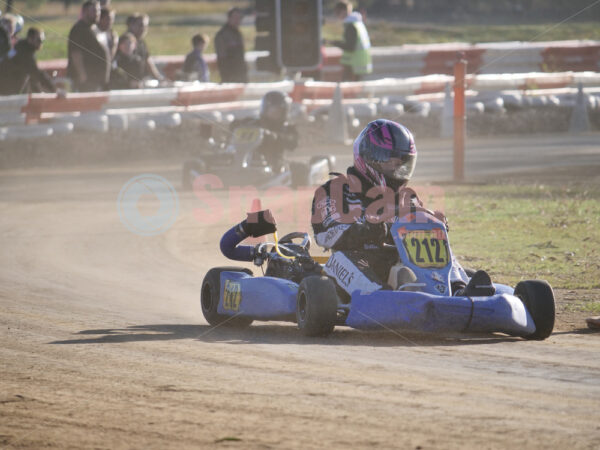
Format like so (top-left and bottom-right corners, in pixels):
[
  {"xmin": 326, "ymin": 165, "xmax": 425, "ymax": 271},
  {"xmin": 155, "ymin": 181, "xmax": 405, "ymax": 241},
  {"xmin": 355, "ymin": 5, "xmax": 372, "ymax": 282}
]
[{"xmin": 278, "ymin": 232, "xmax": 311, "ymax": 252}]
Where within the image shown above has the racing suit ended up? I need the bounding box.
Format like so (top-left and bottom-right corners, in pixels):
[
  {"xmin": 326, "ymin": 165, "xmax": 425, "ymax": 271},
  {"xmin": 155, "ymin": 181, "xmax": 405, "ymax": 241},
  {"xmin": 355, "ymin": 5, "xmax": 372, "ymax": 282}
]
[
  {"xmin": 230, "ymin": 117, "xmax": 299, "ymax": 169},
  {"xmin": 311, "ymin": 167, "xmax": 467, "ymax": 295}
]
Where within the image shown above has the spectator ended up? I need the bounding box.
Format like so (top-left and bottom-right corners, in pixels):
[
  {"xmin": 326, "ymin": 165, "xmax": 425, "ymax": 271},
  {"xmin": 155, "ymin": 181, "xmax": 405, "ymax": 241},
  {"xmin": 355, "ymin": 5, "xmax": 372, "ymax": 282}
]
[
  {"xmin": 110, "ymin": 32, "xmax": 143, "ymax": 90},
  {"xmin": 182, "ymin": 33, "xmax": 209, "ymax": 82},
  {"xmin": 0, "ymin": 14, "xmax": 17, "ymax": 61},
  {"xmin": 98, "ymin": 8, "xmax": 118, "ymax": 59},
  {"xmin": 0, "ymin": 16, "xmax": 12, "ymax": 61},
  {"xmin": 0, "ymin": 27, "xmax": 56, "ymax": 95},
  {"xmin": 126, "ymin": 13, "xmax": 163, "ymax": 81},
  {"xmin": 67, "ymin": 0, "xmax": 111, "ymax": 91},
  {"xmin": 214, "ymin": 7, "xmax": 247, "ymax": 83},
  {"xmin": 331, "ymin": 1, "xmax": 372, "ymax": 81}
]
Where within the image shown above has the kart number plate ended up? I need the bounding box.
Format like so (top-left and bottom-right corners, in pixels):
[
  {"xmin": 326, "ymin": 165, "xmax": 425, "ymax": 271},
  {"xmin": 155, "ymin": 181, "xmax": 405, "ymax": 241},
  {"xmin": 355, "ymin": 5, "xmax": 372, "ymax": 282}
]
[
  {"xmin": 233, "ymin": 127, "xmax": 260, "ymax": 144},
  {"xmin": 402, "ymin": 230, "xmax": 449, "ymax": 268},
  {"xmin": 223, "ymin": 280, "xmax": 242, "ymax": 311}
]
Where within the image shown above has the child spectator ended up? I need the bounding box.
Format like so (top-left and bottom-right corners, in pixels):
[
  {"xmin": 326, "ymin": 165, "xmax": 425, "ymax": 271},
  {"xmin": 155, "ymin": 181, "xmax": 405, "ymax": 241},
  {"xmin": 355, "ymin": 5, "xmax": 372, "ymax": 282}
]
[
  {"xmin": 182, "ymin": 33, "xmax": 209, "ymax": 82},
  {"xmin": 110, "ymin": 32, "xmax": 143, "ymax": 89}
]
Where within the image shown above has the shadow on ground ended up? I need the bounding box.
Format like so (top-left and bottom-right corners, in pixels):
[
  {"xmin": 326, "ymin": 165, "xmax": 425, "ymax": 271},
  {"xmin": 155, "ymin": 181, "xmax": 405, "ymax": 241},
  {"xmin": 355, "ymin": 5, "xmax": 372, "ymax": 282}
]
[{"xmin": 50, "ymin": 323, "xmax": 522, "ymax": 347}]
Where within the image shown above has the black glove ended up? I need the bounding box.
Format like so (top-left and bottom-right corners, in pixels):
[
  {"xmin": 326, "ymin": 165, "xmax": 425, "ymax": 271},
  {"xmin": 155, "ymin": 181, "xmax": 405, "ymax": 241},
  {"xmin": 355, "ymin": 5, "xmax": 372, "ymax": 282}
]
[{"xmin": 240, "ymin": 209, "xmax": 277, "ymax": 237}]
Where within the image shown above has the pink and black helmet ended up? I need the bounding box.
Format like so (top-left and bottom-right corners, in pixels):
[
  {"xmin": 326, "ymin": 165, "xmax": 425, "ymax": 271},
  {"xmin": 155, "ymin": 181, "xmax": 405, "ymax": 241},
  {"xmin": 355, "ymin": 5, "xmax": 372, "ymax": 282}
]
[{"xmin": 353, "ymin": 119, "xmax": 417, "ymax": 188}]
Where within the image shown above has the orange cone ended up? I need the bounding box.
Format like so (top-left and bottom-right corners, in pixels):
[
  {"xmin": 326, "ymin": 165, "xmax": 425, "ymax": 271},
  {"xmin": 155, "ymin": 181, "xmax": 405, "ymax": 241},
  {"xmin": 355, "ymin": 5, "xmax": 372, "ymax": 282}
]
[{"xmin": 250, "ymin": 197, "xmax": 262, "ymax": 213}]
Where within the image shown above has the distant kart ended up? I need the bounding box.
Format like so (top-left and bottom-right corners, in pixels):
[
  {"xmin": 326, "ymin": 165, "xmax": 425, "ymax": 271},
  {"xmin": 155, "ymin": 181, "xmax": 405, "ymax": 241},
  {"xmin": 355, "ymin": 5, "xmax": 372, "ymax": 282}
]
[
  {"xmin": 201, "ymin": 209, "xmax": 556, "ymax": 340},
  {"xmin": 182, "ymin": 125, "xmax": 335, "ymax": 190}
]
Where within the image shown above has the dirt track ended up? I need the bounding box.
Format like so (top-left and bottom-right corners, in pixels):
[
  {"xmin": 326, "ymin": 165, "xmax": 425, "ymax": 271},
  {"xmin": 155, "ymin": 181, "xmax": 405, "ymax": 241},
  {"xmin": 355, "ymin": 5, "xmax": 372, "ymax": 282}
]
[{"xmin": 1, "ymin": 139, "xmax": 600, "ymax": 449}]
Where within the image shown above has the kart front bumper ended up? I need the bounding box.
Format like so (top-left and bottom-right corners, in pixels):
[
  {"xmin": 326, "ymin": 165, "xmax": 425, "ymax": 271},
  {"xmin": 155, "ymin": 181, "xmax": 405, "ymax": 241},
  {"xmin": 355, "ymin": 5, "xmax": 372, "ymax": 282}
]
[{"xmin": 346, "ymin": 290, "xmax": 536, "ymax": 337}]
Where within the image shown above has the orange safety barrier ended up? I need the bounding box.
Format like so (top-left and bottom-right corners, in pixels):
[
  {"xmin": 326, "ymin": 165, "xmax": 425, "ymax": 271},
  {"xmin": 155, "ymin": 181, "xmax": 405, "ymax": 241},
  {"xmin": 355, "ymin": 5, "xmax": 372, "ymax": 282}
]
[
  {"xmin": 541, "ymin": 45, "xmax": 600, "ymax": 72},
  {"xmin": 21, "ymin": 92, "xmax": 109, "ymax": 123}
]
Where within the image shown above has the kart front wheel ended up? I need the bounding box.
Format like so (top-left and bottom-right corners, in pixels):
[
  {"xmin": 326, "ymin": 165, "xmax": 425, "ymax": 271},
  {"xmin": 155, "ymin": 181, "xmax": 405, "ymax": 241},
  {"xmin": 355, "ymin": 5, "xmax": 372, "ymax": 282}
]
[
  {"xmin": 201, "ymin": 267, "xmax": 254, "ymax": 328},
  {"xmin": 296, "ymin": 276, "xmax": 338, "ymax": 337},
  {"xmin": 514, "ymin": 280, "xmax": 555, "ymax": 340}
]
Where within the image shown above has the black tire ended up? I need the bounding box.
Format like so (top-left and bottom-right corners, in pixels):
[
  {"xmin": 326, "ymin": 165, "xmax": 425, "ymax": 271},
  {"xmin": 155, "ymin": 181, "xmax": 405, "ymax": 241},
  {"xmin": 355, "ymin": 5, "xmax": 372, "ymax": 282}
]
[
  {"xmin": 514, "ymin": 280, "xmax": 555, "ymax": 340},
  {"xmin": 296, "ymin": 276, "xmax": 339, "ymax": 337},
  {"xmin": 182, "ymin": 159, "xmax": 207, "ymax": 191},
  {"xmin": 290, "ymin": 161, "xmax": 310, "ymax": 188},
  {"xmin": 201, "ymin": 267, "xmax": 254, "ymax": 328}
]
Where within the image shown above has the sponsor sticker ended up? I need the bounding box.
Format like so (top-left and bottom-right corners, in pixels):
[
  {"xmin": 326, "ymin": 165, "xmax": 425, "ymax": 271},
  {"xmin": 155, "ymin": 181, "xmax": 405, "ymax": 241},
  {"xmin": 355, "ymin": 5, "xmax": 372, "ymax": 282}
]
[{"xmin": 223, "ymin": 280, "xmax": 242, "ymax": 311}]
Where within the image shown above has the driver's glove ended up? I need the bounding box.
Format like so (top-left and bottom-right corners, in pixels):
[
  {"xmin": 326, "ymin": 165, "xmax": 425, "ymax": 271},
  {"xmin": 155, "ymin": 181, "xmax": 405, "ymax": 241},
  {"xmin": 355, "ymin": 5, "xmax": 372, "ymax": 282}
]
[{"xmin": 240, "ymin": 209, "xmax": 277, "ymax": 237}]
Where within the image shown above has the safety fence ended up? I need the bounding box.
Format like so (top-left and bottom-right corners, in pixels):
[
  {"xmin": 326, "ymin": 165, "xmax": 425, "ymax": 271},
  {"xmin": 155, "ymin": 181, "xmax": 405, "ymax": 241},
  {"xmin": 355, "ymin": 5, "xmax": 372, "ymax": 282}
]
[{"xmin": 36, "ymin": 40, "xmax": 600, "ymax": 83}]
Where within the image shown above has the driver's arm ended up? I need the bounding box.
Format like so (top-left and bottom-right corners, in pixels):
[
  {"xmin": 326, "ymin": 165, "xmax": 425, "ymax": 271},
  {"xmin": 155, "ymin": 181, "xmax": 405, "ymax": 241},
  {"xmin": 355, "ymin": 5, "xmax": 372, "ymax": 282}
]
[{"xmin": 220, "ymin": 210, "xmax": 277, "ymax": 261}]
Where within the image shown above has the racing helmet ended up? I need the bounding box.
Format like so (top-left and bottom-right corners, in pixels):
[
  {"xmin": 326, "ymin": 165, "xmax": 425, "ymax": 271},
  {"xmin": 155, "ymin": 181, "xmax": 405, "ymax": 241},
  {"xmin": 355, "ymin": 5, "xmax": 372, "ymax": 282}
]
[
  {"xmin": 353, "ymin": 119, "xmax": 417, "ymax": 189},
  {"xmin": 259, "ymin": 90, "xmax": 291, "ymax": 125}
]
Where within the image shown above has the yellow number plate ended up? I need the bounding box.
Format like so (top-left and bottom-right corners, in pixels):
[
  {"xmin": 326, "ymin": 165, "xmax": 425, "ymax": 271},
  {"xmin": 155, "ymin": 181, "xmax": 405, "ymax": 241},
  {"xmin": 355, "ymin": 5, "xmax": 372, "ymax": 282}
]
[
  {"xmin": 223, "ymin": 280, "xmax": 242, "ymax": 311},
  {"xmin": 402, "ymin": 230, "xmax": 449, "ymax": 268},
  {"xmin": 233, "ymin": 127, "xmax": 260, "ymax": 144}
]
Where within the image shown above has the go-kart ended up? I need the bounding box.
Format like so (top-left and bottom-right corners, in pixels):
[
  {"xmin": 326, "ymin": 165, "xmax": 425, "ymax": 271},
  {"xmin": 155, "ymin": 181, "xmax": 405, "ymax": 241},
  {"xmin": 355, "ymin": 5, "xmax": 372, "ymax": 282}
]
[
  {"xmin": 200, "ymin": 209, "xmax": 555, "ymax": 340},
  {"xmin": 182, "ymin": 124, "xmax": 334, "ymax": 190}
]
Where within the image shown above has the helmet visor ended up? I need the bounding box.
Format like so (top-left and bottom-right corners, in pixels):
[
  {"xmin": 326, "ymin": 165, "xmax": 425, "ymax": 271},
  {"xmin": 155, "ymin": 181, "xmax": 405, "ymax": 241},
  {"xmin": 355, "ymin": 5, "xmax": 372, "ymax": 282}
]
[{"xmin": 370, "ymin": 154, "xmax": 416, "ymax": 183}]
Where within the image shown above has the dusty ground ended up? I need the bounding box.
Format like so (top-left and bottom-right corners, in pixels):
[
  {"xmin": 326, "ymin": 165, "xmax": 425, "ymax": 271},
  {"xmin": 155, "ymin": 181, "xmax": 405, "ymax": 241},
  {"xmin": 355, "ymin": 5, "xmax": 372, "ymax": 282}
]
[{"xmin": 1, "ymin": 136, "xmax": 599, "ymax": 449}]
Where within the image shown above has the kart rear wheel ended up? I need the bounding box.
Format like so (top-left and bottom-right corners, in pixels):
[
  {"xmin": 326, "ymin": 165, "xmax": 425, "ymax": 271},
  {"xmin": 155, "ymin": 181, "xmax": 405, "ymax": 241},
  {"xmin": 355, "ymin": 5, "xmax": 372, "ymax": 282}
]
[
  {"xmin": 514, "ymin": 280, "xmax": 555, "ymax": 340},
  {"xmin": 201, "ymin": 267, "xmax": 254, "ymax": 328},
  {"xmin": 296, "ymin": 276, "xmax": 338, "ymax": 337},
  {"xmin": 182, "ymin": 159, "xmax": 207, "ymax": 191}
]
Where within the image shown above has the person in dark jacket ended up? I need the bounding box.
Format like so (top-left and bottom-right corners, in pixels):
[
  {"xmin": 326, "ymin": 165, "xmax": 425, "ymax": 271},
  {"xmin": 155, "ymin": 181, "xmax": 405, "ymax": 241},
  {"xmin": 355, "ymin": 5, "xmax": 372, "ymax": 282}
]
[
  {"xmin": 109, "ymin": 32, "xmax": 143, "ymax": 89},
  {"xmin": 67, "ymin": 0, "xmax": 111, "ymax": 92},
  {"xmin": 0, "ymin": 27, "xmax": 56, "ymax": 95},
  {"xmin": 182, "ymin": 33, "xmax": 209, "ymax": 82},
  {"xmin": 214, "ymin": 7, "xmax": 247, "ymax": 83},
  {"xmin": 0, "ymin": 16, "xmax": 13, "ymax": 61},
  {"xmin": 126, "ymin": 13, "xmax": 163, "ymax": 81}
]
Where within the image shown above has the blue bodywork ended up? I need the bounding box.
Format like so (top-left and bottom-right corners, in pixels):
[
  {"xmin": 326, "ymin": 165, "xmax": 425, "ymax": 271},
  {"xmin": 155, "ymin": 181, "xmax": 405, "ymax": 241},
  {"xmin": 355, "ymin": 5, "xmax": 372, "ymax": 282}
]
[{"xmin": 215, "ymin": 212, "xmax": 537, "ymax": 337}]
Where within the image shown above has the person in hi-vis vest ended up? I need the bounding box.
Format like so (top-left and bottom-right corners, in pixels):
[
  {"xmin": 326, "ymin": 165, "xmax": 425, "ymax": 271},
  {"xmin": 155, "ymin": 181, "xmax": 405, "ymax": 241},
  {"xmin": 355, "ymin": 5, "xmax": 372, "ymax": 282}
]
[{"xmin": 331, "ymin": 1, "xmax": 372, "ymax": 81}]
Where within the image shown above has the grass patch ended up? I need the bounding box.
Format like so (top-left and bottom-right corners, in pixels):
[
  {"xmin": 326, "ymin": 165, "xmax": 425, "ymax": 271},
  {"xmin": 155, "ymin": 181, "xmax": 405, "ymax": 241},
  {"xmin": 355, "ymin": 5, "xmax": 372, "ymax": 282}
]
[
  {"xmin": 443, "ymin": 183, "xmax": 600, "ymax": 290},
  {"xmin": 564, "ymin": 301, "xmax": 600, "ymax": 314}
]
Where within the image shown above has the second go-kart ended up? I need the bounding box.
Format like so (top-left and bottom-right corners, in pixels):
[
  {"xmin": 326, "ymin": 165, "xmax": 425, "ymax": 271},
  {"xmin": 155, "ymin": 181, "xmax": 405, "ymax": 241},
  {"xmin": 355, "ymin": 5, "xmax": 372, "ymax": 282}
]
[
  {"xmin": 182, "ymin": 124, "xmax": 334, "ymax": 190},
  {"xmin": 200, "ymin": 209, "xmax": 555, "ymax": 340}
]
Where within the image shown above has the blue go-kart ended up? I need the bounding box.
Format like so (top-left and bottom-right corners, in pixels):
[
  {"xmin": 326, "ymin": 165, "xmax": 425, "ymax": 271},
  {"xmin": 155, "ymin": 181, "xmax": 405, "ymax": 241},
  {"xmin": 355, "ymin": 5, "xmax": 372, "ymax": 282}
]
[{"xmin": 201, "ymin": 210, "xmax": 555, "ymax": 340}]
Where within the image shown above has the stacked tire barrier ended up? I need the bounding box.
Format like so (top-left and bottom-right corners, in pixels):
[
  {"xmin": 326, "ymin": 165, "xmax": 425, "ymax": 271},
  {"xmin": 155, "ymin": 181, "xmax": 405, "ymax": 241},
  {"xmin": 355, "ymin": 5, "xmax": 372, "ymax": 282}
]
[{"xmin": 1, "ymin": 73, "xmax": 599, "ymax": 140}]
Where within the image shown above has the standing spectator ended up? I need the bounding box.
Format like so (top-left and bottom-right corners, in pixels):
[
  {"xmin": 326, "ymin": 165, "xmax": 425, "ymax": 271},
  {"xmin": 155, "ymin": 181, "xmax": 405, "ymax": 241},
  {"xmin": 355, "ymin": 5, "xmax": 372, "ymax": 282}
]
[
  {"xmin": 67, "ymin": 0, "xmax": 111, "ymax": 91},
  {"xmin": 126, "ymin": 13, "xmax": 163, "ymax": 81},
  {"xmin": 331, "ymin": 1, "xmax": 372, "ymax": 81},
  {"xmin": 98, "ymin": 7, "xmax": 118, "ymax": 59},
  {"xmin": 0, "ymin": 27, "xmax": 56, "ymax": 95},
  {"xmin": 110, "ymin": 32, "xmax": 143, "ymax": 89},
  {"xmin": 182, "ymin": 33, "xmax": 209, "ymax": 82},
  {"xmin": 0, "ymin": 16, "xmax": 12, "ymax": 61},
  {"xmin": 0, "ymin": 14, "xmax": 18, "ymax": 61},
  {"xmin": 214, "ymin": 7, "xmax": 247, "ymax": 83}
]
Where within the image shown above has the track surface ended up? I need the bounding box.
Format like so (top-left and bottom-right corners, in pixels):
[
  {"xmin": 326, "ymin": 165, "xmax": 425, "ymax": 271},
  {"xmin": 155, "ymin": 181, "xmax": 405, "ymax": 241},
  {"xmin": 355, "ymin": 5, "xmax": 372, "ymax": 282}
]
[{"xmin": 1, "ymin": 134, "xmax": 600, "ymax": 449}]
